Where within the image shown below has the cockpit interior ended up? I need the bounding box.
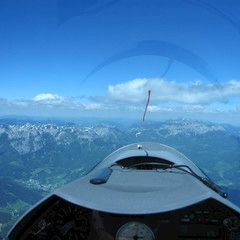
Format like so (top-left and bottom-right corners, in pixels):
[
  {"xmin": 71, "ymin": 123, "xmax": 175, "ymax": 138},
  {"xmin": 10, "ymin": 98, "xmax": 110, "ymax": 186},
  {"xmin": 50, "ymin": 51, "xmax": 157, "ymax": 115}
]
[{"xmin": 8, "ymin": 195, "xmax": 240, "ymax": 240}]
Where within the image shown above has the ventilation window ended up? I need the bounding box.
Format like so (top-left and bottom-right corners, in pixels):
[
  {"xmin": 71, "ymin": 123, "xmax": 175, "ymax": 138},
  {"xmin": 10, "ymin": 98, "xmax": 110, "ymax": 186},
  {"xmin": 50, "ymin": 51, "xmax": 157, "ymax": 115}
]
[{"xmin": 116, "ymin": 156, "xmax": 173, "ymax": 170}]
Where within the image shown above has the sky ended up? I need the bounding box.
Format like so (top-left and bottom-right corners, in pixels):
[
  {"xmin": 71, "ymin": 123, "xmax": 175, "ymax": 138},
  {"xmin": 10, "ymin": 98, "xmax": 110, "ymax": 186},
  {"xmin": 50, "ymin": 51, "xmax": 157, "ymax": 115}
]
[{"xmin": 1, "ymin": 0, "xmax": 240, "ymax": 125}]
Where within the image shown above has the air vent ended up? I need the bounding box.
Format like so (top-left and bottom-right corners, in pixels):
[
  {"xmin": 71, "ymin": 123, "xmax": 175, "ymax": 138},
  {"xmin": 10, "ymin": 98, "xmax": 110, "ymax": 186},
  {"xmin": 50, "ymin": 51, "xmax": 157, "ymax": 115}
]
[{"xmin": 117, "ymin": 156, "xmax": 173, "ymax": 170}]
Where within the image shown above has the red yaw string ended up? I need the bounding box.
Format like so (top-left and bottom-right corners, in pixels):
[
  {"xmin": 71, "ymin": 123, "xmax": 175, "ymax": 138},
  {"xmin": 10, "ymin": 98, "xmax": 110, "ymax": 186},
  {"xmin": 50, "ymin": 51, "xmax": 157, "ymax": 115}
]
[{"xmin": 142, "ymin": 90, "xmax": 151, "ymax": 122}]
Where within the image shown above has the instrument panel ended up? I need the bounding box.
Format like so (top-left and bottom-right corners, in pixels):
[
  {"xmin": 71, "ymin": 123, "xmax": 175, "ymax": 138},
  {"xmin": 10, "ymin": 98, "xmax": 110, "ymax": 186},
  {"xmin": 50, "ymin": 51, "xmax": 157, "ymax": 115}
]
[
  {"xmin": 115, "ymin": 222, "xmax": 155, "ymax": 240},
  {"xmin": 9, "ymin": 197, "xmax": 240, "ymax": 240},
  {"xmin": 21, "ymin": 200, "xmax": 93, "ymax": 240}
]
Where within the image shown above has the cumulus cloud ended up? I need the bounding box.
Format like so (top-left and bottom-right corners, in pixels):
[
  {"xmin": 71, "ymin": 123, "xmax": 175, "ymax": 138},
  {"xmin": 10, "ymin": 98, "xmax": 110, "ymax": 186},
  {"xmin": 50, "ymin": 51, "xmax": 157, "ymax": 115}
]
[
  {"xmin": 32, "ymin": 93, "xmax": 84, "ymax": 109},
  {"xmin": 147, "ymin": 105, "xmax": 174, "ymax": 113},
  {"xmin": 108, "ymin": 79, "xmax": 147, "ymax": 103},
  {"xmin": 33, "ymin": 93, "xmax": 64, "ymax": 103},
  {"xmin": 2, "ymin": 93, "xmax": 109, "ymax": 112},
  {"xmin": 108, "ymin": 78, "xmax": 240, "ymax": 104},
  {"xmin": 83, "ymin": 102, "xmax": 109, "ymax": 110},
  {"xmin": 1, "ymin": 79, "xmax": 240, "ymax": 119}
]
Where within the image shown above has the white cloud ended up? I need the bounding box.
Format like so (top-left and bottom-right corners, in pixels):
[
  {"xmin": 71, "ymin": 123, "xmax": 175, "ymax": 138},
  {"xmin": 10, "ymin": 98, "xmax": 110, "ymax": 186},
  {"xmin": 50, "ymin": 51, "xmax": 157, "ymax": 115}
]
[
  {"xmin": 83, "ymin": 102, "xmax": 108, "ymax": 110},
  {"xmin": 128, "ymin": 105, "xmax": 168, "ymax": 113},
  {"xmin": 108, "ymin": 78, "xmax": 240, "ymax": 104},
  {"xmin": 108, "ymin": 79, "xmax": 147, "ymax": 103},
  {"xmin": 32, "ymin": 93, "xmax": 85, "ymax": 110},
  {"xmin": 33, "ymin": 93, "xmax": 65, "ymax": 103},
  {"xmin": 1, "ymin": 79, "xmax": 240, "ymax": 120},
  {"xmin": 148, "ymin": 105, "xmax": 174, "ymax": 113}
]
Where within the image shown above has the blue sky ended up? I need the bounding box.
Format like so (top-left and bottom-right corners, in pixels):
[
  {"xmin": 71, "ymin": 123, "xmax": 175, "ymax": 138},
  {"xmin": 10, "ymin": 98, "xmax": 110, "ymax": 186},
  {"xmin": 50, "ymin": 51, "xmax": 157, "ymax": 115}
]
[{"xmin": 0, "ymin": 0, "xmax": 240, "ymax": 124}]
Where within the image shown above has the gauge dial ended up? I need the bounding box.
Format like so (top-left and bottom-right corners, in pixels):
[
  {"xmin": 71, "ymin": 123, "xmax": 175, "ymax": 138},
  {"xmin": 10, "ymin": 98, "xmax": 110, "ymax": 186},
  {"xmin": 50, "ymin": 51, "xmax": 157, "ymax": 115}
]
[
  {"xmin": 116, "ymin": 222, "xmax": 155, "ymax": 240},
  {"xmin": 29, "ymin": 201, "xmax": 91, "ymax": 240}
]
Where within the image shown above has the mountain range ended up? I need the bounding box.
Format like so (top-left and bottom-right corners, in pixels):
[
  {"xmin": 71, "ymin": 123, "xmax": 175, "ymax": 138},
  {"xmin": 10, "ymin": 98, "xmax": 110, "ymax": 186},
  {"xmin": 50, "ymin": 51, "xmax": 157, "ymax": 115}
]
[{"xmin": 0, "ymin": 118, "xmax": 239, "ymax": 238}]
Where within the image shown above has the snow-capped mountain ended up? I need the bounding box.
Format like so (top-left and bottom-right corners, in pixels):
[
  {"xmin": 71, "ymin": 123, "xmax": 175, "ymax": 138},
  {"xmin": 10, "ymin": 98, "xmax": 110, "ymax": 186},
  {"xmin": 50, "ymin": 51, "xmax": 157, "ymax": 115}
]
[
  {"xmin": 0, "ymin": 119, "xmax": 236, "ymax": 156},
  {"xmin": 0, "ymin": 123, "xmax": 122, "ymax": 155},
  {"xmin": 130, "ymin": 119, "xmax": 227, "ymax": 137}
]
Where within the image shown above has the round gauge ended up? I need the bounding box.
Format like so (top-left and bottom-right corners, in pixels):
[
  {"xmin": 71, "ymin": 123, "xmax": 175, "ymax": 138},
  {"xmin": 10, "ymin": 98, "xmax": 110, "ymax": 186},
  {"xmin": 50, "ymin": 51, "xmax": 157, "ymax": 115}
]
[{"xmin": 116, "ymin": 222, "xmax": 155, "ymax": 240}]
